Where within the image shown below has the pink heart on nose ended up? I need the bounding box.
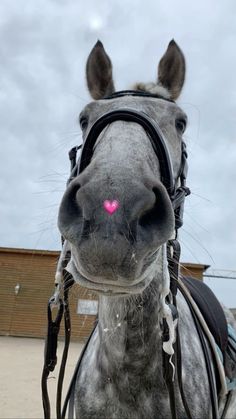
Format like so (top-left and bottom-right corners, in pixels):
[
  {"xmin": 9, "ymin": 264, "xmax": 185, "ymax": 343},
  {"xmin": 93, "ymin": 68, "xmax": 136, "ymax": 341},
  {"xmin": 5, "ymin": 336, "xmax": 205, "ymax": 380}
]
[{"xmin": 103, "ymin": 200, "xmax": 119, "ymax": 215}]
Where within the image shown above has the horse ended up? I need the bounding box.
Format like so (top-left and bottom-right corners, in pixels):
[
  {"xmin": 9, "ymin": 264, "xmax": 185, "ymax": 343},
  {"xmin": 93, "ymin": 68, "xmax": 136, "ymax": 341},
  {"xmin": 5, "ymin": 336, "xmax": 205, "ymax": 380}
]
[{"xmin": 57, "ymin": 40, "xmax": 236, "ymax": 418}]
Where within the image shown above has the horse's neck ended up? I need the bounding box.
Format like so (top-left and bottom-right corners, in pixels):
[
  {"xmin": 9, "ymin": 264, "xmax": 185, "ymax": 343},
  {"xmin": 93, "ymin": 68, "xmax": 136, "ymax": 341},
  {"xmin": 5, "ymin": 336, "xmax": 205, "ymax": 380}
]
[{"xmin": 97, "ymin": 245, "xmax": 170, "ymax": 374}]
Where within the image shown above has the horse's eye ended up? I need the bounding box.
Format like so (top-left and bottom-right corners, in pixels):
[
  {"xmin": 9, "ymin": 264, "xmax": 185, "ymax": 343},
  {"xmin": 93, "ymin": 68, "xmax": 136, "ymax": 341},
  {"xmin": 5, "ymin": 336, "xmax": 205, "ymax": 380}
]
[
  {"xmin": 175, "ymin": 118, "xmax": 186, "ymax": 134},
  {"xmin": 79, "ymin": 116, "xmax": 88, "ymax": 131}
]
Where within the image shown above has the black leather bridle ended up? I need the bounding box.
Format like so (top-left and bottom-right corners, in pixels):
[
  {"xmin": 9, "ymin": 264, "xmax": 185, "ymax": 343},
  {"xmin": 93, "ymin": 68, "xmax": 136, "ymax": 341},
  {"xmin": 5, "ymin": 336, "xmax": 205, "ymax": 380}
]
[{"xmin": 69, "ymin": 92, "xmax": 190, "ymax": 230}]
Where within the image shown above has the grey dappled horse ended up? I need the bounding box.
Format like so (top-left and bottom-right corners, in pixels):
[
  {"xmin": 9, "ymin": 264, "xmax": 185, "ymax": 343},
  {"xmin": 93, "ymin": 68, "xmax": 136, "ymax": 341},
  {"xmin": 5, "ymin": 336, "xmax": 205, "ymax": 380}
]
[{"xmin": 58, "ymin": 41, "xmax": 236, "ymax": 418}]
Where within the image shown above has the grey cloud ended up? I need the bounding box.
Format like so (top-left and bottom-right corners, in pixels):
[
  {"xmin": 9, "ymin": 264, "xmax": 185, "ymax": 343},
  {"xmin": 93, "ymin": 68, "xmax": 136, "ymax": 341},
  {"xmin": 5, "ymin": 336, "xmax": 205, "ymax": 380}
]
[{"xmin": 1, "ymin": 0, "xmax": 236, "ymax": 305}]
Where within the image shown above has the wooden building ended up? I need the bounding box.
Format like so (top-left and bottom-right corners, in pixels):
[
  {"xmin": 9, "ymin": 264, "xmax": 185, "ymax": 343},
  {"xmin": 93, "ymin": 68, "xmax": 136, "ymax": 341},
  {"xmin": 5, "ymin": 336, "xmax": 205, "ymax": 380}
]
[{"xmin": 0, "ymin": 247, "xmax": 208, "ymax": 341}]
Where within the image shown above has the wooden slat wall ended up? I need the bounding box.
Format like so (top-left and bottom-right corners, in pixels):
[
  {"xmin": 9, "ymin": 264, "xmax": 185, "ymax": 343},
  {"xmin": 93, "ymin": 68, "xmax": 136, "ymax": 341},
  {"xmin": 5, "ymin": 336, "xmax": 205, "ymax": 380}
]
[
  {"xmin": 0, "ymin": 248, "xmax": 97, "ymax": 340},
  {"xmin": 0, "ymin": 247, "xmax": 207, "ymax": 340}
]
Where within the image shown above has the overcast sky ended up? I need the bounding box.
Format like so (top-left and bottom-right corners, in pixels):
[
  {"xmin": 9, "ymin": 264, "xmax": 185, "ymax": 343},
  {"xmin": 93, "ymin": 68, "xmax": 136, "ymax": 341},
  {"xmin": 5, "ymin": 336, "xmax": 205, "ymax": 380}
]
[{"xmin": 0, "ymin": 0, "xmax": 236, "ymax": 306}]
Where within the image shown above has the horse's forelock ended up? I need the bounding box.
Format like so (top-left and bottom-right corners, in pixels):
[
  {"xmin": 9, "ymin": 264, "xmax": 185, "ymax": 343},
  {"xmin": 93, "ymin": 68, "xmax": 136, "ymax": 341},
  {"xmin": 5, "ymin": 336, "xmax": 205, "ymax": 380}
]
[{"xmin": 132, "ymin": 82, "xmax": 171, "ymax": 100}]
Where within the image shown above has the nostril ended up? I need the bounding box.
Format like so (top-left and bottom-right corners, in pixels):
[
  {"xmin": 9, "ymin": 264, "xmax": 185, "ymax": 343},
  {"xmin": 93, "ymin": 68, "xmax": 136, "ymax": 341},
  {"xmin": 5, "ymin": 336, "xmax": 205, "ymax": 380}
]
[
  {"xmin": 138, "ymin": 187, "xmax": 169, "ymax": 230},
  {"xmin": 66, "ymin": 182, "xmax": 82, "ymax": 216},
  {"xmin": 58, "ymin": 181, "xmax": 82, "ymax": 232}
]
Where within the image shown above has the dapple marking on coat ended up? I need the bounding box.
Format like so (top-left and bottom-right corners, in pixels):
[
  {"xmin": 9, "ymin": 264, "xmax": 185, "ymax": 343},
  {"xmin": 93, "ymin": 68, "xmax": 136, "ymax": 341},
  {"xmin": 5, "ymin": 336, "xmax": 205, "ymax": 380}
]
[{"xmin": 58, "ymin": 40, "xmax": 236, "ymax": 418}]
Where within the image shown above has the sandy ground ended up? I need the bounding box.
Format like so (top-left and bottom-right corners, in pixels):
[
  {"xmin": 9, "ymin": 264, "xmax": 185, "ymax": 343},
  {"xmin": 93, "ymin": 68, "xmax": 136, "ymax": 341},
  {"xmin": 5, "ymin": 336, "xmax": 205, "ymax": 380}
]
[{"xmin": 0, "ymin": 336, "xmax": 83, "ymax": 419}]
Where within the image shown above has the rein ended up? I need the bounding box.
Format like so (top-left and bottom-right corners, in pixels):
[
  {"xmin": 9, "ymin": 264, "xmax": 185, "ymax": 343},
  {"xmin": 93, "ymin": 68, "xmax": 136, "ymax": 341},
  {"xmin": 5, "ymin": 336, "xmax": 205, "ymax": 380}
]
[
  {"xmin": 41, "ymin": 249, "xmax": 74, "ymax": 419},
  {"xmin": 41, "ymin": 90, "xmax": 223, "ymax": 419}
]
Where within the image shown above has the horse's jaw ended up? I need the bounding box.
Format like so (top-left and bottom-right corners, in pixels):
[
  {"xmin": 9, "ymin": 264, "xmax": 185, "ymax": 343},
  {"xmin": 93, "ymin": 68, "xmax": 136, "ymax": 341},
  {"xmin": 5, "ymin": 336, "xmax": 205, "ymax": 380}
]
[
  {"xmin": 97, "ymin": 244, "xmax": 171, "ymax": 335},
  {"xmin": 96, "ymin": 244, "xmax": 178, "ymax": 371},
  {"xmin": 65, "ymin": 245, "xmax": 166, "ymax": 296}
]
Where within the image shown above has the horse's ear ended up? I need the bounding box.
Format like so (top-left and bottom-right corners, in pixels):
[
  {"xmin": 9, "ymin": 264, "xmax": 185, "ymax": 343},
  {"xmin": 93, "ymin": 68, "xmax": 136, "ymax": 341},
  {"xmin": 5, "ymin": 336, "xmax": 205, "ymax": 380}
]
[
  {"xmin": 157, "ymin": 40, "xmax": 185, "ymax": 100},
  {"xmin": 86, "ymin": 40, "xmax": 115, "ymax": 100}
]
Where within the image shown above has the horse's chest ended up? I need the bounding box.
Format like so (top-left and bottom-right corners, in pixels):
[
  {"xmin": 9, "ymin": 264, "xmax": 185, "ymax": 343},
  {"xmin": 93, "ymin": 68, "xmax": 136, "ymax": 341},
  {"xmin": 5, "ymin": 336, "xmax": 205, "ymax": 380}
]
[{"xmin": 75, "ymin": 334, "xmax": 169, "ymax": 418}]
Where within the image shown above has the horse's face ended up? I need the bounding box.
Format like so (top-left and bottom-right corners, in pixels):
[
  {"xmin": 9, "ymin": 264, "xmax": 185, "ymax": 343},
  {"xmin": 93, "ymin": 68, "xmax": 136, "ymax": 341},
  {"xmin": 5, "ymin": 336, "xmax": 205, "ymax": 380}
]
[{"xmin": 58, "ymin": 40, "xmax": 187, "ymax": 295}]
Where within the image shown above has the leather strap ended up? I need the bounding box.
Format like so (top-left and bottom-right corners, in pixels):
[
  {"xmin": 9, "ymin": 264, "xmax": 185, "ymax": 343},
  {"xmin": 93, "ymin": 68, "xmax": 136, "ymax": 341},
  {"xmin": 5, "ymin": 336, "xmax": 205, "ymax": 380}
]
[
  {"xmin": 177, "ymin": 282, "xmax": 219, "ymax": 419},
  {"xmin": 41, "ymin": 298, "xmax": 64, "ymax": 418},
  {"xmin": 77, "ymin": 108, "xmax": 190, "ymax": 229},
  {"xmin": 78, "ymin": 108, "xmax": 175, "ymax": 196},
  {"xmin": 61, "ymin": 320, "xmax": 98, "ymax": 418},
  {"xmin": 56, "ymin": 272, "xmax": 74, "ymax": 419},
  {"xmin": 41, "ymin": 269, "xmax": 74, "ymax": 419},
  {"xmin": 103, "ymin": 89, "xmax": 175, "ymax": 102}
]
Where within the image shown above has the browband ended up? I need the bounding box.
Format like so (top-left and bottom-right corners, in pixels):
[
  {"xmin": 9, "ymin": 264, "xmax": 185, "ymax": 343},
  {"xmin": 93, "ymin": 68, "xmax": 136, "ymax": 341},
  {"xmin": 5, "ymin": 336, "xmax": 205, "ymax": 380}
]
[{"xmin": 103, "ymin": 89, "xmax": 175, "ymax": 103}]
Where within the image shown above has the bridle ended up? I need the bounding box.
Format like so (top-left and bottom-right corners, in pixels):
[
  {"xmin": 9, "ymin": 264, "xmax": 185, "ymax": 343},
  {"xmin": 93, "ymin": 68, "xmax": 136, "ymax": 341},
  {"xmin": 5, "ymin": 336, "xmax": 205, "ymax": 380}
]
[
  {"xmin": 41, "ymin": 91, "xmax": 220, "ymax": 419},
  {"xmin": 69, "ymin": 91, "xmax": 190, "ymax": 230}
]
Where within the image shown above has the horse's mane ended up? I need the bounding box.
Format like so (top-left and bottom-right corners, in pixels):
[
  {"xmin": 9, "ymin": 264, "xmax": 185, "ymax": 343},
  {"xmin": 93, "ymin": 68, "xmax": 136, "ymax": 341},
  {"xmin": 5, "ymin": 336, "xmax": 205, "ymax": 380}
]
[{"xmin": 132, "ymin": 82, "xmax": 171, "ymax": 99}]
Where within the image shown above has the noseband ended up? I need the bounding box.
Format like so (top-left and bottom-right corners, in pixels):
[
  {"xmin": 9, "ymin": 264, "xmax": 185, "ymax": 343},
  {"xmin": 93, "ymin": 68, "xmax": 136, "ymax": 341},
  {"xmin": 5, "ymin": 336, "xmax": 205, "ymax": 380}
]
[{"xmin": 69, "ymin": 92, "xmax": 190, "ymax": 229}]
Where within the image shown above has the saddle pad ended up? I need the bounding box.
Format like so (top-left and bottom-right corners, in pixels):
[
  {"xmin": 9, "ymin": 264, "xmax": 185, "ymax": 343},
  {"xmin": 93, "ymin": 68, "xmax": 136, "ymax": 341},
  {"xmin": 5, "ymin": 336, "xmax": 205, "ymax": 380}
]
[{"xmin": 181, "ymin": 276, "xmax": 228, "ymax": 354}]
